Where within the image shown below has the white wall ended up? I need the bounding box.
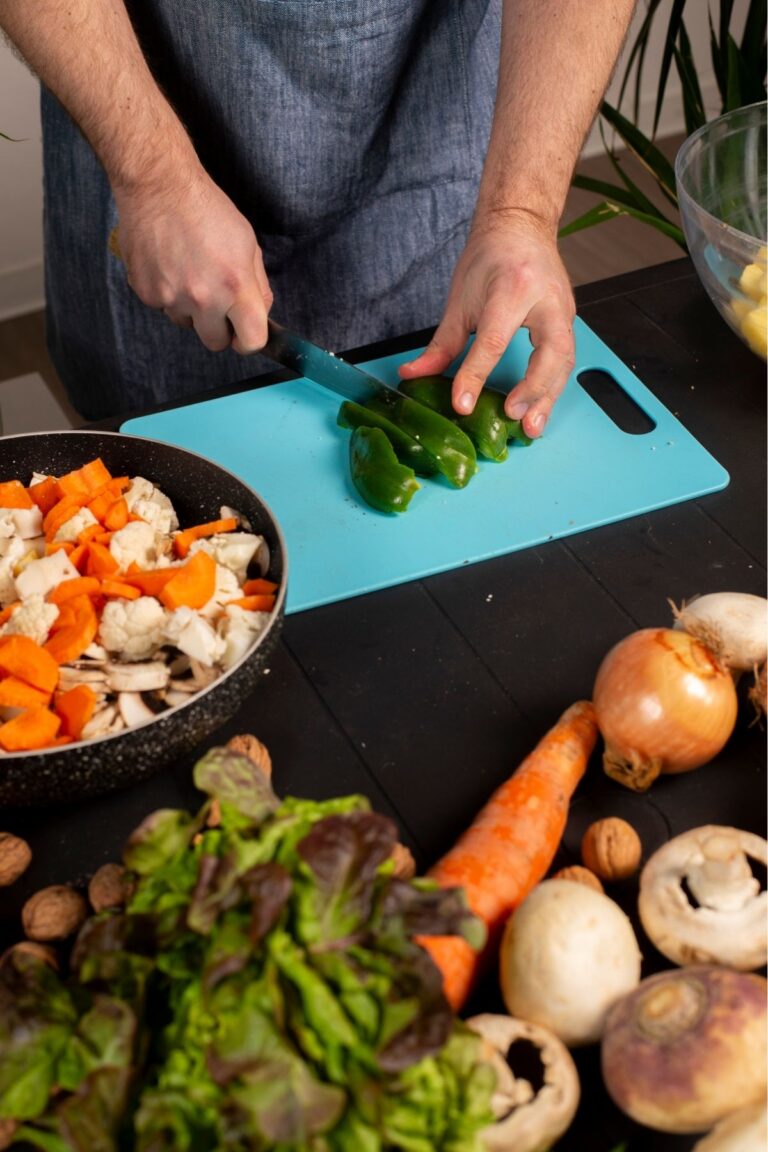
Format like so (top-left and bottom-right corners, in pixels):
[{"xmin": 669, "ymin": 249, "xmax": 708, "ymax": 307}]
[{"xmin": 0, "ymin": 1, "xmax": 752, "ymax": 321}]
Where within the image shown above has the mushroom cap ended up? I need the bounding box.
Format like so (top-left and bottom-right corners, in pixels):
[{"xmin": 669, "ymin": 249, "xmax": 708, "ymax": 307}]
[
  {"xmin": 499, "ymin": 879, "xmax": 642, "ymax": 1047},
  {"xmin": 467, "ymin": 1013, "xmax": 580, "ymax": 1152},
  {"xmin": 638, "ymin": 824, "xmax": 767, "ymax": 970},
  {"xmin": 601, "ymin": 966, "xmax": 768, "ymax": 1134}
]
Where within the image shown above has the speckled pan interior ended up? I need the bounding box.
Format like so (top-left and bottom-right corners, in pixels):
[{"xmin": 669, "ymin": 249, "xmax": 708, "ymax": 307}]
[{"xmin": 0, "ymin": 430, "xmax": 287, "ymax": 806}]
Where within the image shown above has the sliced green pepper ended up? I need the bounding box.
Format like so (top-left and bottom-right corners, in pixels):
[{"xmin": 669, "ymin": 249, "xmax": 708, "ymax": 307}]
[
  {"xmin": 360, "ymin": 394, "xmax": 477, "ymax": 489},
  {"xmin": 398, "ymin": 375, "xmax": 508, "ymax": 461},
  {"xmin": 399, "ymin": 375, "xmax": 532, "ymax": 457},
  {"xmin": 337, "ymin": 401, "xmax": 438, "ymax": 476},
  {"xmin": 349, "ymin": 426, "xmax": 420, "ymax": 514}
]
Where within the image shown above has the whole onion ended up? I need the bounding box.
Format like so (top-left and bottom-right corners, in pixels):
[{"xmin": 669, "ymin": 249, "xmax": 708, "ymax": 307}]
[{"xmin": 593, "ymin": 628, "xmax": 738, "ymax": 791}]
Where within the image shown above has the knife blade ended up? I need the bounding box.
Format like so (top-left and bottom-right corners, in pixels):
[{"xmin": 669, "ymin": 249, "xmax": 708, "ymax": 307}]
[{"xmin": 262, "ymin": 318, "xmax": 403, "ymax": 407}]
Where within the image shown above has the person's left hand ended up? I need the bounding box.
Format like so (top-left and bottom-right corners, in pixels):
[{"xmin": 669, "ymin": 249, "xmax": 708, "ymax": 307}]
[{"xmin": 398, "ymin": 208, "xmax": 575, "ymax": 439}]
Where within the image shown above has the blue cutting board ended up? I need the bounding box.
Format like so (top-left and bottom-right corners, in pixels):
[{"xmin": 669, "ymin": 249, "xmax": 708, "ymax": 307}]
[{"xmin": 122, "ymin": 318, "xmax": 728, "ymax": 613}]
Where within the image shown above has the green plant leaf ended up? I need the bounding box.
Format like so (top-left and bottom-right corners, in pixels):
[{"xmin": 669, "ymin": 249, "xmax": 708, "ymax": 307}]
[
  {"xmin": 558, "ymin": 200, "xmax": 686, "ymax": 249},
  {"xmin": 674, "ymin": 21, "xmax": 707, "ymax": 135},
  {"xmin": 571, "ymin": 174, "xmax": 646, "ymax": 211},
  {"xmin": 599, "ymin": 102, "xmax": 678, "ymax": 204},
  {"xmin": 740, "ymin": 0, "xmax": 767, "ymax": 84},
  {"xmin": 599, "ymin": 120, "xmax": 676, "ymax": 220},
  {"xmin": 709, "ymin": 7, "xmax": 728, "ymax": 105},
  {"xmin": 725, "ymin": 33, "xmax": 746, "ymax": 110},
  {"xmin": 653, "ymin": 0, "xmax": 688, "ymax": 137},
  {"xmin": 616, "ymin": 0, "xmax": 666, "ymax": 121}
]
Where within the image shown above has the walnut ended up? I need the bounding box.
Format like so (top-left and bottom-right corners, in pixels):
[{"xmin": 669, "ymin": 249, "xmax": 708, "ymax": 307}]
[
  {"xmin": 391, "ymin": 842, "xmax": 416, "ymax": 880},
  {"xmin": 0, "ymin": 832, "xmax": 32, "ymax": 886},
  {"xmin": 227, "ymin": 734, "xmax": 272, "ymax": 779},
  {"xmin": 581, "ymin": 817, "xmax": 642, "ymax": 881},
  {"xmin": 1, "ymin": 941, "xmax": 59, "ymax": 971},
  {"xmin": 552, "ymin": 864, "xmax": 605, "ymax": 893},
  {"xmin": 22, "ymin": 885, "xmax": 88, "ymax": 942},
  {"xmin": 88, "ymin": 863, "xmax": 133, "ymax": 912}
]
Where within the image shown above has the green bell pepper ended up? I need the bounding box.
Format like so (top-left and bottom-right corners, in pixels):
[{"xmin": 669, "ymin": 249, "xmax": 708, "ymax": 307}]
[
  {"xmin": 399, "ymin": 375, "xmax": 532, "ymax": 459},
  {"xmin": 360, "ymin": 394, "xmax": 477, "ymax": 489},
  {"xmin": 348, "ymin": 426, "xmax": 420, "ymax": 514},
  {"xmin": 337, "ymin": 401, "xmax": 438, "ymax": 476}
]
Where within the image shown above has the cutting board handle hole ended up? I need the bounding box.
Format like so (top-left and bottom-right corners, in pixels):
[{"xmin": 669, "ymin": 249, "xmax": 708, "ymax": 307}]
[{"xmin": 577, "ymin": 369, "xmax": 656, "ymax": 435}]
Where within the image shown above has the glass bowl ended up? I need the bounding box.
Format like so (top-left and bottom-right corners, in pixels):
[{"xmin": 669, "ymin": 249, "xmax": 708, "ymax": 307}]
[{"xmin": 675, "ymin": 101, "xmax": 767, "ymax": 360}]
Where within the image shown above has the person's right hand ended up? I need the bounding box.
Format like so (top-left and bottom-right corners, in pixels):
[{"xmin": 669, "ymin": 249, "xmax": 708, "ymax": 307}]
[{"xmin": 113, "ymin": 164, "xmax": 272, "ymax": 354}]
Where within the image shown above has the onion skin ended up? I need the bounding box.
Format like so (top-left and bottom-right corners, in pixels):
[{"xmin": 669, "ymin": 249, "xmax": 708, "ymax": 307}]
[
  {"xmin": 593, "ymin": 628, "xmax": 738, "ymax": 791},
  {"xmin": 601, "ymin": 966, "xmax": 768, "ymax": 1134}
]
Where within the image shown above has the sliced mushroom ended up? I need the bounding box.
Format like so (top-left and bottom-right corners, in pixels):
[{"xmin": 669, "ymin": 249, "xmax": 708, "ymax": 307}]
[
  {"xmin": 165, "ymin": 689, "xmax": 196, "ymax": 708},
  {"xmin": 118, "ymin": 692, "xmax": 157, "ymax": 727},
  {"xmin": 468, "ymin": 1014, "xmax": 580, "ymax": 1152},
  {"xmin": 81, "ymin": 703, "xmax": 118, "ymax": 740},
  {"xmin": 105, "ymin": 661, "xmax": 170, "ymax": 693},
  {"xmin": 638, "ymin": 825, "xmax": 767, "ymax": 970},
  {"xmin": 82, "ymin": 642, "xmax": 108, "ymax": 662},
  {"xmin": 188, "ymin": 659, "xmax": 221, "ymax": 689},
  {"xmin": 58, "ymin": 666, "xmax": 108, "ymax": 687},
  {"xmin": 168, "ymin": 653, "xmax": 191, "ymax": 677}
]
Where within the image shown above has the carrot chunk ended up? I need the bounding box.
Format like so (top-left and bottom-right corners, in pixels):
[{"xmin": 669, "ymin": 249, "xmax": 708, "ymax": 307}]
[
  {"xmin": 0, "ymin": 480, "xmax": 35, "ymax": 509},
  {"xmin": 85, "ymin": 542, "xmax": 119, "ymax": 578},
  {"xmin": 0, "ymin": 707, "xmax": 61, "ymax": 752},
  {"xmin": 160, "ymin": 551, "xmax": 217, "ymax": 610},
  {"xmin": 242, "ymin": 578, "xmax": 278, "ymax": 596},
  {"xmin": 28, "ymin": 477, "xmax": 63, "ymax": 514},
  {"xmin": 0, "ymin": 676, "xmax": 52, "ymax": 709},
  {"xmin": 68, "ymin": 544, "xmax": 90, "ymax": 574},
  {"xmin": 0, "ymin": 635, "xmax": 60, "ymax": 694},
  {"xmin": 122, "ymin": 567, "xmax": 177, "ymax": 597},
  {"xmin": 54, "ymin": 684, "xmax": 97, "ymax": 740},
  {"xmin": 43, "ymin": 595, "xmax": 98, "ymax": 665},
  {"xmin": 103, "ymin": 497, "xmax": 129, "ymax": 532},
  {"xmin": 173, "ymin": 517, "xmax": 238, "ymax": 559},
  {"xmin": 48, "ymin": 576, "xmax": 101, "ymax": 605},
  {"xmin": 45, "ymin": 541, "xmax": 75, "ymax": 557},
  {"xmin": 100, "ymin": 579, "xmax": 141, "ymax": 600},
  {"xmin": 225, "ymin": 594, "xmax": 276, "ymax": 613}
]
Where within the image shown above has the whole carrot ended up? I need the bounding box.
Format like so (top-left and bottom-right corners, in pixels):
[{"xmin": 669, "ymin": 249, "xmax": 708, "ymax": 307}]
[{"xmin": 422, "ymin": 700, "xmax": 598, "ymax": 1010}]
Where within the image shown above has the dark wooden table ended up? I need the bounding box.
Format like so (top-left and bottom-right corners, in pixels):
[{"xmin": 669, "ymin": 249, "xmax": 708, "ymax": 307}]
[{"xmin": 2, "ymin": 259, "xmax": 766, "ymax": 1152}]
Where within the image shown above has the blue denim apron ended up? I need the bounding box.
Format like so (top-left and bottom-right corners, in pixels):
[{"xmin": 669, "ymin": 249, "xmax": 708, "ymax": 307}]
[{"xmin": 42, "ymin": 0, "xmax": 500, "ymax": 418}]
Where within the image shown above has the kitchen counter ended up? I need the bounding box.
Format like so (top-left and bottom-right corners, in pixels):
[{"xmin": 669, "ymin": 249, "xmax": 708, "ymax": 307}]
[{"xmin": 2, "ymin": 258, "xmax": 766, "ymax": 1151}]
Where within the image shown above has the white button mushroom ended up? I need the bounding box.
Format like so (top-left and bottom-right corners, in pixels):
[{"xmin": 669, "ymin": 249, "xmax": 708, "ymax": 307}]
[
  {"xmin": 638, "ymin": 824, "xmax": 767, "ymax": 970},
  {"xmin": 499, "ymin": 879, "xmax": 642, "ymax": 1047},
  {"xmin": 467, "ymin": 1013, "xmax": 580, "ymax": 1152}
]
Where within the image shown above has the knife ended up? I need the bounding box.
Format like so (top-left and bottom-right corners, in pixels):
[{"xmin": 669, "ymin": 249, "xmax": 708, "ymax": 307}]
[{"xmin": 262, "ymin": 318, "xmax": 404, "ymax": 407}]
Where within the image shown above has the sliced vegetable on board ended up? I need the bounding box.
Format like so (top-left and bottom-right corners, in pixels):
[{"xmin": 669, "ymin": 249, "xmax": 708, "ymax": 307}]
[
  {"xmin": 399, "ymin": 375, "xmax": 532, "ymax": 460},
  {"xmin": 420, "ymin": 699, "xmax": 598, "ymax": 1010},
  {"xmin": 347, "ymin": 425, "xmax": 421, "ymax": 515}
]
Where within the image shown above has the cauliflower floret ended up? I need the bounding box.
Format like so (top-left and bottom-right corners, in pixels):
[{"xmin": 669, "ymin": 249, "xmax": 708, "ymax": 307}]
[
  {"xmin": 54, "ymin": 506, "xmax": 98, "ymax": 544},
  {"xmin": 217, "ymin": 604, "xmax": 270, "ymax": 670},
  {"xmin": 0, "ymin": 537, "xmax": 27, "ymax": 604},
  {"xmin": 14, "ymin": 548, "xmax": 79, "ymax": 601},
  {"xmin": 0, "ymin": 506, "xmax": 43, "ymax": 539},
  {"xmin": 1, "ymin": 594, "xmax": 59, "ymax": 646},
  {"xmin": 109, "ymin": 520, "xmax": 158, "ymax": 571},
  {"xmin": 189, "ymin": 533, "xmax": 263, "ymax": 583},
  {"xmin": 164, "ymin": 607, "xmax": 225, "ymax": 667},
  {"xmin": 125, "ymin": 477, "xmax": 179, "ymax": 535},
  {"xmin": 199, "ymin": 563, "xmax": 240, "ymax": 619},
  {"xmin": 98, "ymin": 596, "xmax": 168, "ymax": 661}
]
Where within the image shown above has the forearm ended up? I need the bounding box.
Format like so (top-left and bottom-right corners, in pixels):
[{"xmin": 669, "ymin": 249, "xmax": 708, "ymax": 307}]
[
  {"xmin": 476, "ymin": 0, "xmax": 636, "ymax": 229},
  {"xmin": 0, "ymin": 0, "xmax": 198, "ymax": 194}
]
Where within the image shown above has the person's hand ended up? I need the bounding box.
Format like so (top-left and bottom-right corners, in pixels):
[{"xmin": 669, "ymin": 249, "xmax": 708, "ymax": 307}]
[
  {"xmin": 399, "ymin": 208, "xmax": 575, "ymax": 439},
  {"xmin": 113, "ymin": 164, "xmax": 272, "ymax": 354}
]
